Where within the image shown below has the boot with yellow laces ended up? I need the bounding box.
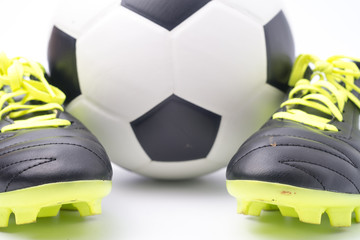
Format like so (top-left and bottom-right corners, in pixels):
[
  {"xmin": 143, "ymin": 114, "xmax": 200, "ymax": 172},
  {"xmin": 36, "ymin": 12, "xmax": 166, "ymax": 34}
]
[
  {"xmin": 0, "ymin": 53, "xmax": 112, "ymax": 227},
  {"xmin": 227, "ymin": 54, "xmax": 360, "ymax": 227}
]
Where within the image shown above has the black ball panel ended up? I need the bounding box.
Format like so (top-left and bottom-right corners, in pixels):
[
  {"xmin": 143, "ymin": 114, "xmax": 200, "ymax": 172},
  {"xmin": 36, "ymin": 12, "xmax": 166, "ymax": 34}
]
[
  {"xmin": 264, "ymin": 10, "xmax": 295, "ymax": 91},
  {"xmin": 47, "ymin": 26, "xmax": 80, "ymax": 103},
  {"xmin": 131, "ymin": 94, "xmax": 221, "ymax": 162},
  {"xmin": 121, "ymin": 0, "xmax": 212, "ymax": 31}
]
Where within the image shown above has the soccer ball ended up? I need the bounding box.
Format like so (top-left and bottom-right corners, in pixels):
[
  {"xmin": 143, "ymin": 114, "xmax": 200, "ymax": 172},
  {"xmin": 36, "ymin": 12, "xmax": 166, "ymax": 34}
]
[{"xmin": 48, "ymin": 0, "xmax": 294, "ymax": 179}]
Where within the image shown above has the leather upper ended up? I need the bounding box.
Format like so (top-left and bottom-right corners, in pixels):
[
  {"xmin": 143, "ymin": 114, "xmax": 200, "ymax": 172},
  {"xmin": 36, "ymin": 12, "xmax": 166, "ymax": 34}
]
[
  {"xmin": 226, "ymin": 99, "xmax": 360, "ymax": 194},
  {"xmin": 0, "ymin": 111, "xmax": 112, "ymax": 192}
]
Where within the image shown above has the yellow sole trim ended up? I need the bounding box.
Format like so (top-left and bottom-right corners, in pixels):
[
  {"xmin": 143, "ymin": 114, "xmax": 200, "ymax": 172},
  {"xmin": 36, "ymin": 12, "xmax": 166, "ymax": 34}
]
[
  {"xmin": 0, "ymin": 180, "xmax": 111, "ymax": 227},
  {"xmin": 226, "ymin": 180, "xmax": 360, "ymax": 227}
]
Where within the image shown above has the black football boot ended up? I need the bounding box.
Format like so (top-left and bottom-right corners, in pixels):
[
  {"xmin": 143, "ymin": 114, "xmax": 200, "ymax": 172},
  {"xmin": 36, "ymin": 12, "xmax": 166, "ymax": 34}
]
[
  {"xmin": 0, "ymin": 53, "xmax": 112, "ymax": 226},
  {"xmin": 227, "ymin": 54, "xmax": 360, "ymax": 227}
]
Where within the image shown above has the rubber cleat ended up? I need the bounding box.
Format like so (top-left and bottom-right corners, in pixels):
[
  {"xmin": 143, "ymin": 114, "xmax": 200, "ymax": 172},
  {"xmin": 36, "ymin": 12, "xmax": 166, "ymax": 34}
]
[
  {"xmin": 355, "ymin": 207, "xmax": 360, "ymax": 223},
  {"xmin": 326, "ymin": 208, "xmax": 353, "ymax": 227},
  {"xmin": 278, "ymin": 206, "xmax": 298, "ymax": 218},
  {"xmin": 247, "ymin": 202, "xmax": 267, "ymax": 216},
  {"xmin": 295, "ymin": 207, "xmax": 325, "ymax": 225},
  {"xmin": 238, "ymin": 200, "xmax": 251, "ymax": 215},
  {"xmin": 13, "ymin": 207, "xmax": 40, "ymax": 225},
  {"xmin": 38, "ymin": 205, "xmax": 62, "ymax": 218},
  {"xmin": 73, "ymin": 202, "xmax": 92, "ymax": 217},
  {"xmin": 0, "ymin": 53, "xmax": 112, "ymax": 226},
  {"xmin": 226, "ymin": 54, "xmax": 360, "ymax": 227},
  {"xmin": 87, "ymin": 199, "xmax": 102, "ymax": 215},
  {"xmin": 0, "ymin": 208, "xmax": 11, "ymax": 227}
]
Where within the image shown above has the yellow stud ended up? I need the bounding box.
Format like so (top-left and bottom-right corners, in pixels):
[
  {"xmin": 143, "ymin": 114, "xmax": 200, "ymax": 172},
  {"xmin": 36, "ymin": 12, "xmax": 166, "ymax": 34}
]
[
  {"xmin": 12, "ymin": 207, "xmax": 40, "ymax": 225},
  {"xmin": 354, "ymin": 207, "xmax": 360, "ymax": 223},
  {"xmin": 278, "ymin": 205, "xmax": 298, "ymax": 218},
  {"xmin": 326, "ymin": 207, "xmax": 353, "ymax": 227},
  {"xmin": 72, "ymin": 202, "xmax": 92, "ymax": 216},
  {"xmin": 247, "ymin": 202, "xmax": 268, "ymax": 216},
  {"xmin": 295, "ymin": 207, "xmax": 325, "ymax": 225},
  {"xmin": 87, "ymin": 199, "xmax": 102, "ymax": 215},
  {"xmin": 38, "ymin": 205, "xmax": 62, "ymax": 218},
  {"xmin": 0, "ymin": 208, "xmax": 11, "ymax": 227},
  {"xmin": 237, "ymin": 200, "xmax": 251, "ymax": 215}
]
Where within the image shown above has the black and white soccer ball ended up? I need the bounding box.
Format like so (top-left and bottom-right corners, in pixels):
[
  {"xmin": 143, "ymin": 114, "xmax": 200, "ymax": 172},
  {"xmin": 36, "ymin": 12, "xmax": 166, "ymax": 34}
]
[{"xmin": 48, "ymin": 0, "xmax": 294, "ymax": 179}]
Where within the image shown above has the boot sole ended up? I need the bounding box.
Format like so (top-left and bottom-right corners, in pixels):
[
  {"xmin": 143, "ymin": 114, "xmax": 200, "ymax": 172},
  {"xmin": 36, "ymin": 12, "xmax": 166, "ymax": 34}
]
[
  {"xmin": 0, "ymin": 180, "xmax": 111, "ymax": 226},
  {"xmin": 227, "ymin": 180, "xmax": 360, "ymax": 227}
]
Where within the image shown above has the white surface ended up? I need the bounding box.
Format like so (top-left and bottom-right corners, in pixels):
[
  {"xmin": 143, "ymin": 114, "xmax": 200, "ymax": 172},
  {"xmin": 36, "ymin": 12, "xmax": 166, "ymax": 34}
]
[
  {"xmin": 0, "ymin": 0, "xmax": 360, "ymax": 239},
  {"xmin": 63, "ymin": 0, "xmax": 284, "ymax": 179}
]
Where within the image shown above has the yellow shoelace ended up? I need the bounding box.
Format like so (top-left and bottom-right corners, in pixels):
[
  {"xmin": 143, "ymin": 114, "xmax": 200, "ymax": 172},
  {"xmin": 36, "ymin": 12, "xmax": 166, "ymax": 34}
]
[
  {"xmin": 273, "ymin": 54, "xmax": 360, "ymax": 132},
  {"xmin": 0, "ymin": 52, "xmax": 70, "ymax": 132}
]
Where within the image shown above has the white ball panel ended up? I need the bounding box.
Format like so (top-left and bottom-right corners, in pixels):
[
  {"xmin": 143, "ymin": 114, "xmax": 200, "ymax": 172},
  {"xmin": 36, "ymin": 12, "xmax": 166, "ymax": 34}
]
[
  {"xmin": 135, "ymin": 159, "xmax": 224, "ymax": 179},
  {"xmin": 172, "ymin": 1, "xmax": 266, "ymax": 115},
  {"xmin": 53, "ymin": 0, "xmax": 119, "ymax": 38},
  {"xmin": 67, "ymin": 95, "xmax": 151, "ymax": 170},
  {"xmin": 207, "ymin": 84, "xmax": 285, "ymax": 165},
  {"xmin": 215, "ymin": 0, "xmax": 283, "ymax": 25},
  {"xmin": 77, "ymin": 7, "xmax": 174, "ymax": 121}
]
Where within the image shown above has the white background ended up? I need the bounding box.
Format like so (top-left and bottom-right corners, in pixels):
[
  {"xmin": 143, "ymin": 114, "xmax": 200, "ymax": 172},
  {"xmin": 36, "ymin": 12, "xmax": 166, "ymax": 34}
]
[{"xmin": 0, "ymin": 0, "xmax": 360, "ymax": 239}]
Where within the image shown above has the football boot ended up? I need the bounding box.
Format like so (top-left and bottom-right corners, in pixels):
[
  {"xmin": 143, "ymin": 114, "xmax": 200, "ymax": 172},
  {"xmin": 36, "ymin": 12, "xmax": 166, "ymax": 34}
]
[
  {"xmin": 0, "ymin": 53, "xmax": 112, "ymax": 226},
  {"xmin": 227, "ymin": 54, "xmax": 360, "ymax": 227}
]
